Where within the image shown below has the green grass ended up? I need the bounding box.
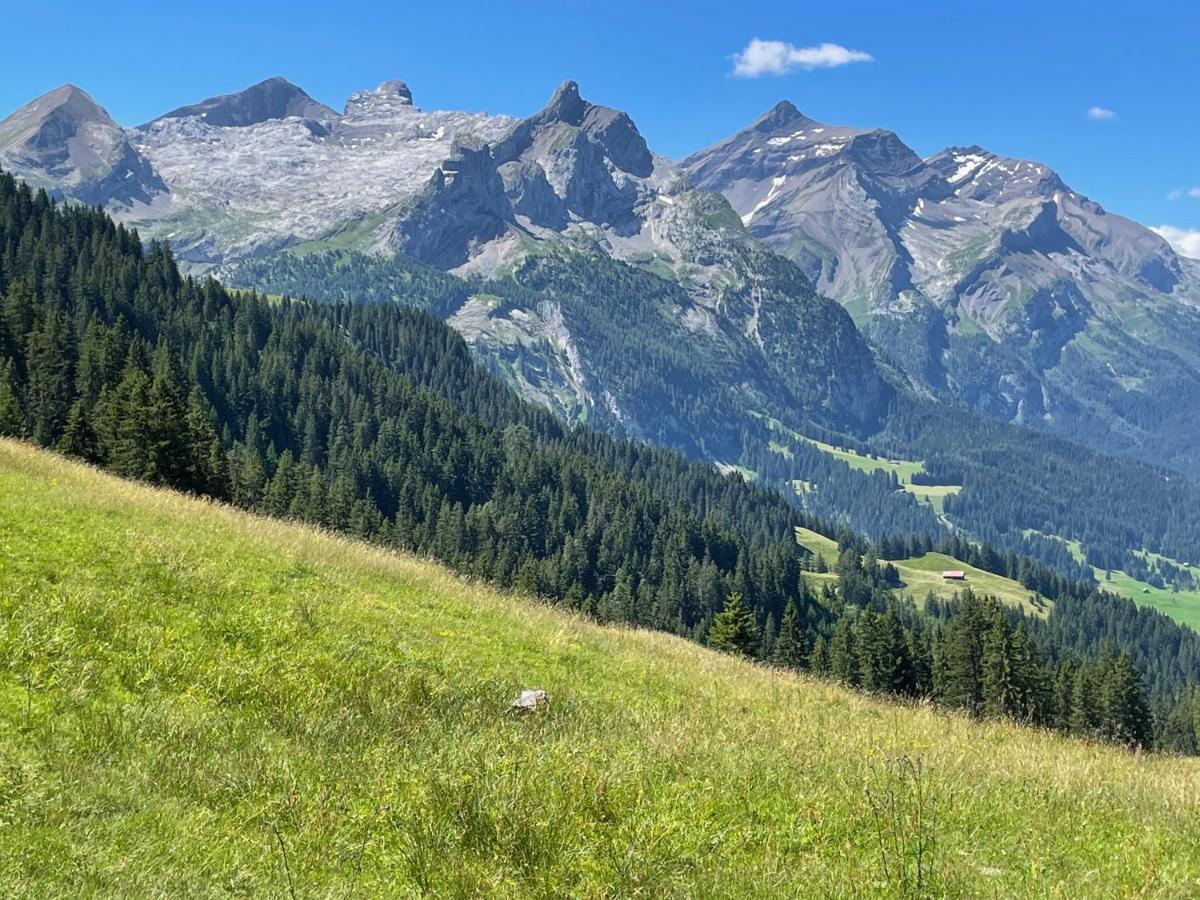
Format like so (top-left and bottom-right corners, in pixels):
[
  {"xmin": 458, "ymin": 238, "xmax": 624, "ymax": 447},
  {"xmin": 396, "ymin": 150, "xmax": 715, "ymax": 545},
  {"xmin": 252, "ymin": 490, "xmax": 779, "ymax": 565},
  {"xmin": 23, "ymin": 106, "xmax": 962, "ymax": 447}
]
[
  {"xmin": 3, "ymin": 441, "xmax": 1199, "ymax": 897},
  {"xmin": 796, "ymin": 529, "xmax": 1047, "ymax": 617},
  {"xmin": 755, "ymin": 414, "xmax": 961, "ymax": 512},
  {"xmin": 1095, "ymin": 571, "xmax": 1200, "ymax": 632},
  {"xmin": 795, "ymin": 525, "xmax": 840, "ymax": 560},
  {"xmin": 1025, "ymin": 530, "xmax": 1200, "ymax": 631},
  {"xmin": 889, "ymin": 552, "xmax": 1047, "ymax": 617}
]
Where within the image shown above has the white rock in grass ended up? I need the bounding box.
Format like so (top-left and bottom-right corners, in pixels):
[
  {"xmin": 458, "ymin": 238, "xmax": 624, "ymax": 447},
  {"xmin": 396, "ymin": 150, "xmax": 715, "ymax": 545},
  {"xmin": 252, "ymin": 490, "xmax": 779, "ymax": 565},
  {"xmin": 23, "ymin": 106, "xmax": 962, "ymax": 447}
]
[{"xmin": 511, "ymin": 689, "xmax": 547, "ymax": 711}]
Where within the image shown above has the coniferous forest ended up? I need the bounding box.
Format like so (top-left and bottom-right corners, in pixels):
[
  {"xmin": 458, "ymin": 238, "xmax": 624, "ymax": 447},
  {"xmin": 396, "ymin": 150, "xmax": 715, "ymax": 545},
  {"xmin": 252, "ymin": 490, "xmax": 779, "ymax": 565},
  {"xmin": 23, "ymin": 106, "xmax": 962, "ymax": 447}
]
[
  {"xmin": 228, "ymin": 246, "xmax": 1200, "ymax": 586},
  {"xmin": 2, "ymin": 170, "xmax": 1199, "ymax": 752}
]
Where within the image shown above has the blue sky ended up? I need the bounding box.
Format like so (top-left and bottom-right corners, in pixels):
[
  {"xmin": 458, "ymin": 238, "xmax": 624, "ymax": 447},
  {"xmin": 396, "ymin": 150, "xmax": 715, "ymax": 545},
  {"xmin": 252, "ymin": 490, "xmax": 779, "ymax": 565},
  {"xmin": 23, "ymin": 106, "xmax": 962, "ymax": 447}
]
[{"xmin": 4, "ymin": 0, "xmax": 1197, "ymax": 250}]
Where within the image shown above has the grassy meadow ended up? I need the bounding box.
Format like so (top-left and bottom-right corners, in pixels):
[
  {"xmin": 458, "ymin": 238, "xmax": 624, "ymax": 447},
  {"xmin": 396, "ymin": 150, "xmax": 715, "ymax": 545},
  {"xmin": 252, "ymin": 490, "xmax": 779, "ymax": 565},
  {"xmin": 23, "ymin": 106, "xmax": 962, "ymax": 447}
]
[
  {"xmin": 1025, "ymin": 530, "xmax": 1200, "ymax": 631},
  {"xmin": 754, "ymin": 413, "xmax": 962, "ymax": 512},
  {"xmin": 795, "ymin": 527, "xmax": 1046, "ymax": 617},
  {"xmin": 1, "ymin": 440, "xmax": 1198, "ymax": 897}
]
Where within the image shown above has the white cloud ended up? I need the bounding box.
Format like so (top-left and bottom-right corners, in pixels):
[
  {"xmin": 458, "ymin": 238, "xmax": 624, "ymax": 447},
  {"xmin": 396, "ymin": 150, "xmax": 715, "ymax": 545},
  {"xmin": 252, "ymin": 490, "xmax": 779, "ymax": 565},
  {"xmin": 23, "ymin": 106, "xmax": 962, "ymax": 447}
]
[
  {"xmin": 1192, "ymin": 187, "xmax": 1200, "ymax": 199},
  {"xmin": 1151, "ymin": 225, "xmax": 1200, "ymax": 259},
  {"xmin": 1168, "ymin": 189, "xmax": 1184, "ymax": 201},
  {"xmin": 1087, "ymin": 106, "xmax": 1117, "ymax": 121},
  {"xmin": 731, "ymin": 39, "xmax": 873, "ymax": 78},
  {"xmin": 1167, "ymin": 188, "xmax": 1200, "ymax": 200}
]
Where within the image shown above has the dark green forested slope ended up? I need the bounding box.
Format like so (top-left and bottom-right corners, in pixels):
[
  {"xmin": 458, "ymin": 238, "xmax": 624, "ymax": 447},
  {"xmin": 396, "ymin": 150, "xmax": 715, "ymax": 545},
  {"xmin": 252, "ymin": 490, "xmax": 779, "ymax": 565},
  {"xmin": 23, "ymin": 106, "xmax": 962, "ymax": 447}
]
[
  {"xmin": 226, "ymin": 249, "xmax": 944, "ymax": 540},
  {"xmin": 1, "ymin": 171, "xmax": 1199, "ymax": 752},
  {"xmin": 227, "ymin": 248, "xmax": 1200, "ymax": 585}
]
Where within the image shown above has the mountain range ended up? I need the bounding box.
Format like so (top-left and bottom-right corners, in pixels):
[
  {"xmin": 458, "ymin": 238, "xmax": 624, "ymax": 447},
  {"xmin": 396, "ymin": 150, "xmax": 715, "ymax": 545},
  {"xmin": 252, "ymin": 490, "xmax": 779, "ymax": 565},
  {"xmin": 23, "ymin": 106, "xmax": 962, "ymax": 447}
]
[
  {"xmin": 4, "ymin": 75, "xmax": 1200, "ymax": 486},
  {"xmin": 682, "ymin": 102, "xmax": 1200, "ymax": 473}
]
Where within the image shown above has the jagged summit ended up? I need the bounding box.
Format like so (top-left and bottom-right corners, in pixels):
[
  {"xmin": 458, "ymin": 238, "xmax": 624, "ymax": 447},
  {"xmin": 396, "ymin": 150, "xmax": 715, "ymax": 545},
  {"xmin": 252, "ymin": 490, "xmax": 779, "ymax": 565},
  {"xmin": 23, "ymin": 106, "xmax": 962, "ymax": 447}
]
[
  {"xmin": 497, "ymin": 81, "xmax": 653, "ymax": 179},
  {"xmin": 0, "ymin": 84, "xmax": 165, "ymax": 206},
  {"xmin": 682, "ymin": 104, "xmax": 1200, "ymax": 473},
  {"xmin": 375, "ymin": 80, "xmax": 413, "ymax": 103},
  {"xmin": 149, "ymin": 76, "xmax": 337, "ymax": 128},
  {"xmin": 342, "ymin": 80, "xmax": 421, "ymax": 118},
  {"xmin": 750, "ymin": 100, "xmax": 811, "ymax": 132},
  {"xmin": 541, "ymin": 80, "xmax": 587, "ymax": 123}
]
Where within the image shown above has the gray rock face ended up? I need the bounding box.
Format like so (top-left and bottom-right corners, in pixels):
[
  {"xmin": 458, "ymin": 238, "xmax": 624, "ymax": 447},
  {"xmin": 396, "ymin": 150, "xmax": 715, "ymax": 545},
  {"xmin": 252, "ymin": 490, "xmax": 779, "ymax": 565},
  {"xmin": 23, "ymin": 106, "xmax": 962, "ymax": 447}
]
[
  {"xmin": 490, "ymin": 80, "xmax": 655, "ymax": 231},
  {"xmin": 383, "ymin": 82, "xmax": 892, "ymax": 438},
  {"xmin": 149, "ymin": 76, "xmax": 338, "ymax": 128},
  {"xmin": 0, "ymin": 85, "xmax": 166, "ymax": 206},
  {"xmin": 682, "ymin": 105, "xmax": 1200, "ymax": 474},
  {"xmin": 393, "ymin": 144, "xmax": 515, "ymax": 269},
  {"xmin": 117, "ymin": 79, "xmax": 517, "ymax": 264},
  {"xmin": 0, "ymin": 77, "xmax": 893, "ymax": 460}
]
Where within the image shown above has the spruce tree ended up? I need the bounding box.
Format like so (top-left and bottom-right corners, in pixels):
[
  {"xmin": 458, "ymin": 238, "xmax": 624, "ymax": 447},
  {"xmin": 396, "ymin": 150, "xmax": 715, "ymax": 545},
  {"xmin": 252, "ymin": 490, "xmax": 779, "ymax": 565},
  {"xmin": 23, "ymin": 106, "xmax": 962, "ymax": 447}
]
[
  {"xmin": 1069, "ymin": 667, "xmax": 1097, "ymax": 736},
  {"xmin": 772, "ymin": 599, "xmax": 808, "ymax": 669},
  {"xmin": 828, "ymin": 616, "xmax": 859, "ymax": 686},
  {"xmin": 0, "ymin": 357, "xmax": 23, "ymax": 435},
  {"xmin": 809, "ymin": 634, "xmax": 830, "ymax": 675},
  {"xmin": 57, "ymin": 399, "xmax": 100, "ymax": 462},
  {"xmin": 708, "ymin": 592, "xmax": 760, "ymax": 658},
  {"xmin": 982, "ymin": 606, "xmax": 1016, "ymax": 719},
  {"xmin": 1099, "ymin": 652, "xmax": 1152, "ymax": 748}
]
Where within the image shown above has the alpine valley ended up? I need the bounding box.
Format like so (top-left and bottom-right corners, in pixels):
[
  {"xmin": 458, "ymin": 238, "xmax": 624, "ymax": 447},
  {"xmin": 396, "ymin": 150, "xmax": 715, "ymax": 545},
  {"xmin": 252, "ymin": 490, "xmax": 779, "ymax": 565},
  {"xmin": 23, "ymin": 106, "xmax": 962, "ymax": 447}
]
[
  {"xmin": 5, "ymin": 75, "xmax": 1200, "ymax": 593},
  {"xmin": 8, "ymin": 60, "xmax": 1200, "ymax": 898}
]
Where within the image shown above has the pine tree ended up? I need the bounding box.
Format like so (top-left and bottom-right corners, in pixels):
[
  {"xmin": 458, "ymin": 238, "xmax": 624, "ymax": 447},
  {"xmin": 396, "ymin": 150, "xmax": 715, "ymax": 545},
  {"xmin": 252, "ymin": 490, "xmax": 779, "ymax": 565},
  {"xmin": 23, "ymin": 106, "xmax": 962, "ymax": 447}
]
[
  {"xmin": 96, "ymin": 356, "xmax": 154, "ymax": 480},
  {"xmin": 859, "ymin": 608, "xmax": 913, "ymax": 695},
  {"xmin": 1159, "ymin": 691, "xmax": 1198, "ymax": 755},
  {"xmin": 772, "ymin": 599, "xmax": 808, "ymax": 669},
  {"xmin": 146, "ymin": 342, "xmax": 191, "ymax": 486},
  {"xmin": 707, "ymin": 592, "xmax": 760, "ymax": 658},
  {"xmin": 939, "ymin": 593, "xmax": 986, "ymax": 714},
  {"xmin": 185, "ymin": 385, "xmax": 224, "ymax": 495},
  {"xmin": 760, "ymin": 612, "xmax": 778, "ymax": 661},
  {"xmin": 1098, "ymin": 652, "xmax": 1152, "ymax": 748},
  {"xmin": 57, "ymin": 399, "xmax": 100, "ymax": 462},
  {"xmin": 1069, "ymin": 667, "xmax": 1097, "ymax": 737},
  {"xmin": 828, "ymin": 615, "xmax": 859, "ymax": 686},
  {"xmin": 809, "ymin": 634, "xmax": 830, "ymax": 675},
  {"xmin": 24, "ymin": 310, "xmax": 75, "ymax": 446},
  {"xmin": 907, "ymin": 626, "xmax": 934, "ymax": 697},
  {"xmin": 0, "ymin": 357, "xmax": 23, "ymax": 435},
  {"xmin": 981, "ymin": 606, "xmax": 1017, "ymax": 719}
]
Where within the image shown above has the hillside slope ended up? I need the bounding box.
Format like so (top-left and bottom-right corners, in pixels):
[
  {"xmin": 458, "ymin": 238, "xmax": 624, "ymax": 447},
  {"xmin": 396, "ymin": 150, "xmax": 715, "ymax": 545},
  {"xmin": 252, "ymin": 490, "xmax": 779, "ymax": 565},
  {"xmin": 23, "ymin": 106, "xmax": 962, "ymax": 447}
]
[{"xmin": 2, "ymin": 440, "xmax": 1199, "ymax": 897}]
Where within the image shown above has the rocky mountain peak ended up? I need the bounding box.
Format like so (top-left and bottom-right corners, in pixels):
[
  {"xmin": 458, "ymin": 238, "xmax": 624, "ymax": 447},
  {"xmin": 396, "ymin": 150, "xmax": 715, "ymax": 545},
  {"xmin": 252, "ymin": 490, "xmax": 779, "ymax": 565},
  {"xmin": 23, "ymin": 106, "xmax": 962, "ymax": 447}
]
[
  {"xmin": 925, "ymin": 145, "xmax": 1065, "ymax": 201},
  {"xmin": 35, "ymin": 84, "xmax": 105, "ymax": 117},
  {"xmin": 342, "ymin": 80, "xmax": 420, "ymax": 118},
  {"xmin": 750, "ymin": 100, "xmax": 810, "ymax": 133},
  {"xmin": 375, "ymin": 80, "xmax": 414, "ymax": 104},
  {"xmin": 543, "ymin": 80, "xmax": 587, "ymax": 124},
  {"xmin": 149, "ymin": 77, "xmax": 337, "ymax": 128},
  {"xmin": 0, "ymin": 83, "xmax": 166, "ymax": 207},
  {"xmin": 842, "ymin": 129, "xmax": 928, "ymax": 179},
  {"xmin": 0, "ymin": 84, "xmax": 116, "ymax": 147},
  {"xmin": 500, "ymin": 81, "xmax": 653, "ymax": 180}
]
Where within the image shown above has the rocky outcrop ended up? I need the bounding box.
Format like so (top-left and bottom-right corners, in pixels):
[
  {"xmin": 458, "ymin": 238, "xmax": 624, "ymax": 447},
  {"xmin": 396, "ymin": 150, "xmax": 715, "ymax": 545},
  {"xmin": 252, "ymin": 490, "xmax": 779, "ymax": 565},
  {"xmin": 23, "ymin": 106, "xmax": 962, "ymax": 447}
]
[{"xmin": 392, "ymin": 144, "xmax": 517, "ymax": 269}]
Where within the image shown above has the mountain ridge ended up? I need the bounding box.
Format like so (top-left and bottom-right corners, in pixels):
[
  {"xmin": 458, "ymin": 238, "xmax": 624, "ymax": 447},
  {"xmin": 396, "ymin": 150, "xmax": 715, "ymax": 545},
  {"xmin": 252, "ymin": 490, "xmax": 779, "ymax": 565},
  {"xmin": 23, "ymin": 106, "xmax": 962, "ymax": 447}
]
[
  {"xmin": 681, "ymin": 103, "xmax": 1200, "ymax": 476},
  {"xmin": 145, "ymin": 75, "xmax": 338, "ymax": 128}
]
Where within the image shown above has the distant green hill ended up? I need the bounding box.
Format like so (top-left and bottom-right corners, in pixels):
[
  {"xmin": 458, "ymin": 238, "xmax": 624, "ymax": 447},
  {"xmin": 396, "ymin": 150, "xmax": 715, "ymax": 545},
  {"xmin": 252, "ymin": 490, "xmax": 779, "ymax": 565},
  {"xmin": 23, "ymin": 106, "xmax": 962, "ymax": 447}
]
[
  {"xmin": 795, "ymin": 527, "xmax": 1048, "ymax": 617},
  {"xmin": 1023, "ymin": 531, "xmax": 1200, "ymax": 632},
  {"xmin": 3, "ymin": 440, "xmax": 1199, "ymax": 897}
]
